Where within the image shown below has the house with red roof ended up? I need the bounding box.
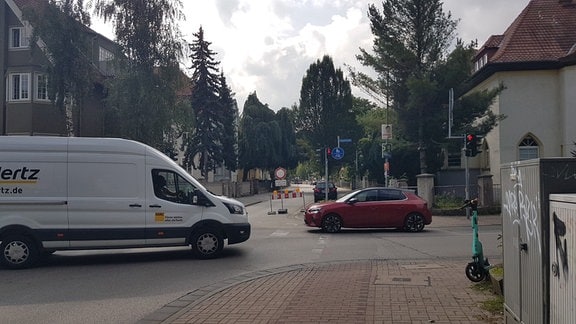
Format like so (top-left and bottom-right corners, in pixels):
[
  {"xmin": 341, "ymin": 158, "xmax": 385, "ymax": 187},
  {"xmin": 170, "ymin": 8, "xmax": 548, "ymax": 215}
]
[
  {"xmin": 464, "ymin": 0, "xmax": 576, "ymax": 185},
  {"xmin": 1, "ymin": 0, "xmax": 117, "ymax": 136}
]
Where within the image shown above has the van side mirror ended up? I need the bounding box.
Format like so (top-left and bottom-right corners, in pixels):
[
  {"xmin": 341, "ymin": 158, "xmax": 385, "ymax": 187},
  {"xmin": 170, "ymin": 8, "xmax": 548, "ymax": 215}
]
[{"xmin": 192, "ymin": 190, "xmax": 213, "ymax": 206}]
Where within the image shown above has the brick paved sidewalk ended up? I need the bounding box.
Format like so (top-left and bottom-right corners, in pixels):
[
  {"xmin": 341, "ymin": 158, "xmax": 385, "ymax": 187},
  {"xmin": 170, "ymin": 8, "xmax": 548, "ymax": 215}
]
[{"xmin": 140, "ymin": 259, "xmax": 502, "ymax": 324}]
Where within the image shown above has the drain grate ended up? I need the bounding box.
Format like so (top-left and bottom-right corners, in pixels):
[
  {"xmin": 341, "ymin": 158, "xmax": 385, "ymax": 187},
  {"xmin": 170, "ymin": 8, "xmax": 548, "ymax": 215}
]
[
  {"xmin": 401, "ymin": 263, "xmax": 444, "ymax": 270},
  {"xmin": 374, "ymin": 275, "xmax": 431, "ymax": 286}
]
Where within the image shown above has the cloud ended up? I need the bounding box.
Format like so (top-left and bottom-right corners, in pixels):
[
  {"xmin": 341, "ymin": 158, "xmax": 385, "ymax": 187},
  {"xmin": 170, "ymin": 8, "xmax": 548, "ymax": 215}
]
[
  {"xmin": 90, "ymin": 0, "xmax": 530, "ymax": 112},
  {"xmin": 444, "ymin": 0, "xmax": 530, "ymax": 44}
]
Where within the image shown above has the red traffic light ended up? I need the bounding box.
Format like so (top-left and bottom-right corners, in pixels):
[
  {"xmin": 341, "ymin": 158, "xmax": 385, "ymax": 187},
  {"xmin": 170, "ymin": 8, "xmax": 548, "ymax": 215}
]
[
  {"xmin": 326, "ymin": 147, "xmax": 332, "ymax": 155},
  {"xmin": 465, "ymin": 134, "xmax": 479, "ymax": 157}
]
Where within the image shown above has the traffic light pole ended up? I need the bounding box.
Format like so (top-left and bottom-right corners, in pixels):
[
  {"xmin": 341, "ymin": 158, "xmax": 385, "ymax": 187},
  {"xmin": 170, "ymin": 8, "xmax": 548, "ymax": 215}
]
[
  {"xmin": 464, "ymin": 139, "xmax": 470, "ymax": 219},
  {"xmin": 325, "ymin": 147, "xmax": 329, "ymax": 201}
]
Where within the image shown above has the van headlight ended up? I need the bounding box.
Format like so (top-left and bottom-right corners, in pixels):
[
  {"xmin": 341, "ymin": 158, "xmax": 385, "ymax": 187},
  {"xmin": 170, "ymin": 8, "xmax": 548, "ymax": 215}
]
[{"xmin": 224, "ymin": 202, "xmax": 244, "ymax": 215}]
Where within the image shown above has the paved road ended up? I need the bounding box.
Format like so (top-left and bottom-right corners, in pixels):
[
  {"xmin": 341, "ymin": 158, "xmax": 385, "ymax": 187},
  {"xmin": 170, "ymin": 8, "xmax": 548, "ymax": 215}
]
[{"xmin": 0, "ymin": 188, "xmax": 502, "ymax": 323}]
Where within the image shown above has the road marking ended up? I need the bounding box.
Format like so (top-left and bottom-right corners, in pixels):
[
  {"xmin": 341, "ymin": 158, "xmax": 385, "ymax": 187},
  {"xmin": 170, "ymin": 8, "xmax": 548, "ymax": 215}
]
[
  {"xmin": 270, "ymin": 230, "xmax": 289, "ymax": 237},
  {"xmin": 312, "ymin": 236, "xmax": 328, "ymax": 255}
]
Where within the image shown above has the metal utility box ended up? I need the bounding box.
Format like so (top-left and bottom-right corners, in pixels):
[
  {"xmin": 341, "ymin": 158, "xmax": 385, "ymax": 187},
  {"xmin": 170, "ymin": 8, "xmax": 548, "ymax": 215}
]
[
  {"xmin": 501, "ymin": 158, "xmax": 576, "ymax": 324},
  {"xmin": 549, "ymin": 194, "xmax": 576, "ymax": 324}
]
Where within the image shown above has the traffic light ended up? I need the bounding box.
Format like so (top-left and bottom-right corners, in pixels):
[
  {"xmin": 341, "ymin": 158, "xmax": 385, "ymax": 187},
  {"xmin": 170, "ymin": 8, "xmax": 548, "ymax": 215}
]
[
  {"xmin": 465, "ymin": 134, "xmax": 479, "ymax": 157},
  {"xmin": 326, "ymin": 147, "xmax": 332, "ymax": 156}
]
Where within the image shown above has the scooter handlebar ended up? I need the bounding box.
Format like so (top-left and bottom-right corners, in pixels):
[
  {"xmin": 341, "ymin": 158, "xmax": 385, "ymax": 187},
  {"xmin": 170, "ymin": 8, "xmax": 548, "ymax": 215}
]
[{"xmin": 460, "ymin": 198, "xmax": 479, "ymax": 210}]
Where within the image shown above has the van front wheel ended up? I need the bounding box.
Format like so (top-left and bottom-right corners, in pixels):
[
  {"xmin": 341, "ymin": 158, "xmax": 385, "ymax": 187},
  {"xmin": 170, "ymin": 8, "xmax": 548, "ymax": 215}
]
[
  {"xmin": 191, "ymin": 227, "xmax": 224, "ymax": 259},
  {"xmin": 0, "ymin": 235, "xmax": 39, "ymax": 269}
]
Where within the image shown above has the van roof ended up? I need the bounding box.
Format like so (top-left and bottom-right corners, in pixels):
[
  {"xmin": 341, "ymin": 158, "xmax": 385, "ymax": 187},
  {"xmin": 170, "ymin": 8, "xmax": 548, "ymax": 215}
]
[{"xmin": 0, "ymin": 136, "xmax": 147, "ymax": 155}]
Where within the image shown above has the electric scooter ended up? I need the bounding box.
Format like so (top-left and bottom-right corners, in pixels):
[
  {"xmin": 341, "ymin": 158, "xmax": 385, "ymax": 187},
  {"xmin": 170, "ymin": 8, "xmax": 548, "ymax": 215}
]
[{"xmin": 462, "ymin": 198, "xmax": 491, "ymax": 282}]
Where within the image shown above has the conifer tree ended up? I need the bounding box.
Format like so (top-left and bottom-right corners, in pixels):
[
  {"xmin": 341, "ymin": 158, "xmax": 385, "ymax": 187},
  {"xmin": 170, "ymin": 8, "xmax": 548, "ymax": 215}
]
[
  {"xmin": 352, "ymin": 0, "xmax": 503, "ymax": 177},
  {"xmin": 354, "ymin": 0, "xmax": 457, "ymax": 173},
  {"xmin": 294, "ymin": 55, "xmax": 360, "ymax": 162},
  {"xmin": 238, "ymin": 93, "xmax": 280, "ymax": 179},
  {"xmin": 184, "ymin": 27, "xmax": 225, "ymax": 178},
  {"xmin": 218, "ymin": 73, "xmax": 239, "ymax": 172}
]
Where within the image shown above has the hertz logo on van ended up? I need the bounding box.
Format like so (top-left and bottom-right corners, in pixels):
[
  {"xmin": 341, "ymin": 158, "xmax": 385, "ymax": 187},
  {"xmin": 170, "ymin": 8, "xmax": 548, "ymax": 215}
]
[{"xmin": 0, "ymin": 167, "xmax": 40, "ymax": 184}]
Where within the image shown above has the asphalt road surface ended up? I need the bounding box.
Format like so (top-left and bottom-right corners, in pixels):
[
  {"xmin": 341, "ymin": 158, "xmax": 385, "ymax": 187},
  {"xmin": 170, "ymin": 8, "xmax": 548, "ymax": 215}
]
[{"xmin": 0, "ymin": 189, "xmax": 501, "ymax": 323}]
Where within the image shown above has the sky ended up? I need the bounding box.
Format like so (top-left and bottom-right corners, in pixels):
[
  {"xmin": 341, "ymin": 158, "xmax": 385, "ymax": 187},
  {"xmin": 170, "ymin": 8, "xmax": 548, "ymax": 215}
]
[{"xmin": 91, "ymin": 0, "xmax": 531, "ymax": 112}]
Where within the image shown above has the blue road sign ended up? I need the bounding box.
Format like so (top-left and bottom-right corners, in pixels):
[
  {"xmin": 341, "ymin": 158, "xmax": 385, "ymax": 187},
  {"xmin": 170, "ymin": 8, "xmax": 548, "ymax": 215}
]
[
  {"xmin": 339, "ymin": 138, "xmax": 352, "ymax": 143},
  {"xmin": 332, "ymin": 147, "xmax": 344, "ymax": 160}
]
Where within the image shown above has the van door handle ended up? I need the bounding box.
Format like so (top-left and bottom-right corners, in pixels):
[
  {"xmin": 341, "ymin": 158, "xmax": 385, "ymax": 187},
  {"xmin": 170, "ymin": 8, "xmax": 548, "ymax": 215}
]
[
  {"xmin": 129, "ymin": 204, "xmax": 142, "ymax": 208},
  {"xmin": 149, "ymin": 204, "xmax": 162, "ymax": 208}
]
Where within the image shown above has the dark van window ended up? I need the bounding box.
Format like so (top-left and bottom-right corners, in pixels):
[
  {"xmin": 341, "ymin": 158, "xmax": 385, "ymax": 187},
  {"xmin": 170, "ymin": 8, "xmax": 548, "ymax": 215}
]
[{"xmin": 152, "ymin": 169, "xmax": 197, "ymax": 204}]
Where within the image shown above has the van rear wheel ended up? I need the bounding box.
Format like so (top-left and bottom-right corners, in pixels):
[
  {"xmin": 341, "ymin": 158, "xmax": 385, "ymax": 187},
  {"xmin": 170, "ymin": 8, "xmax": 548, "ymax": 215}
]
[
  {"xmin": 0, "ymin": 235, "xmax": 39, "ymax": 269},
  {"xmin": 191, "ymin": 227, "xmax": 224, "ymax": 259}
]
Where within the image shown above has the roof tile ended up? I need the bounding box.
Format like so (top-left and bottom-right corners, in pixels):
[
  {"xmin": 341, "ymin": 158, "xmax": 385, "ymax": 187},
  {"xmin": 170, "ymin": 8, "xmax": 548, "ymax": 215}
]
[{"xmin": 478, "ymin": 0, "xmax": 576, "ymax": 63}]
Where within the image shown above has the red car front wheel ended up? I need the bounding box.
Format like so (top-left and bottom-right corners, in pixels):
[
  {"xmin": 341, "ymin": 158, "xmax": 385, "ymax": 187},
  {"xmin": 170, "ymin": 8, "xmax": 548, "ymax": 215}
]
[{"xmin": 321, "ymin": 214, "xmax": 342, "ymax": 233}]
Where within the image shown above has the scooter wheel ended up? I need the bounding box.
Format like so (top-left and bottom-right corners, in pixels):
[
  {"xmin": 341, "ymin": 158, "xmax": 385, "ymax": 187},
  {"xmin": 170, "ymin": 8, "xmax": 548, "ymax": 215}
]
[{"xmin": 465, "ymin": 262, "xmax": 486, "ymax": 282}]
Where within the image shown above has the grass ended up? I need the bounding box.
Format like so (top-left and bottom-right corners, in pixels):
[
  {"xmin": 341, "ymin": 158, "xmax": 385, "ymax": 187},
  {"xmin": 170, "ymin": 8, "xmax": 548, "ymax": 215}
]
[
  {"xmin": 471, "ymin": 277, "xmax": 504, "ymax": 315},
  {"xmin": 490, "ymin": 265, "xmax": 504, "ymax": 278},
  {"xmin": 433, "ymin": 194, "xmax": 463, "ymax": 209}
]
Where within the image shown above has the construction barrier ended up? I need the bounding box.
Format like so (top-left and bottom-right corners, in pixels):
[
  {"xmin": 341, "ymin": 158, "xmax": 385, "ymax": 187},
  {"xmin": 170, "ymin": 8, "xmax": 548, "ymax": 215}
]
[
  {"xmin": 268, "ymin": 187, "xmax": 306, "ymax": 214},
  {"xmin": 271, "ymin": 188, "xmax": 303, "ymax": 200}
]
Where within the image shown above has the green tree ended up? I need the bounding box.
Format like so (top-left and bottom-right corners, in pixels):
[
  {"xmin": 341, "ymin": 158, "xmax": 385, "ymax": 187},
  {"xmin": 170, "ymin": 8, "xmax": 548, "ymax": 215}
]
[
  {"xmin": 352, "ymin": 2, "xmax": 504, "ymax": 179},
  {"xmin": 294, "ymin": 55, "xmax": 361, "ymax": 165},
  {"xmin": 24, "ymin": 0, "xmax": 95, "ymax": 136},
  {"xmin": 184, "ymin": 26, "xmax": 224, "ymax": 178},
  {"xmin": 238, "ymin": 93, "xmax": 281, "ymax": 180},
  {"xmin": 94, "ymin": 0, "xmax": 184, "ymax": 150},
  {"xmin": 353, "ymin": 0, "xmax": 457, "ymax": 173},
  {"xmin": 275, "ymin": 108, "xmax": 299, "ymax": 170},
  {"xmin": 218, "ymin": 73, "xmax": 239, "ymax": 172}
]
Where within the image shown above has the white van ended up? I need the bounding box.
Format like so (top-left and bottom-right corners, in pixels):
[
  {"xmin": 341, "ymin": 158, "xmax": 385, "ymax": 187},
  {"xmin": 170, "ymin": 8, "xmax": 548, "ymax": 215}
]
[{"xmin": 0, "ymin": 136, "xmax": 250, "ymax": 269}]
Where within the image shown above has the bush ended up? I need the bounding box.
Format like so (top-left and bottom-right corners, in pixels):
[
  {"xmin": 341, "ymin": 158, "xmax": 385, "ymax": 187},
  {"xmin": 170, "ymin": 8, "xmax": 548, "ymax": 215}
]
[{"xmin": 434, "ymin": 193, "xmax": 463, "ymax": 209}]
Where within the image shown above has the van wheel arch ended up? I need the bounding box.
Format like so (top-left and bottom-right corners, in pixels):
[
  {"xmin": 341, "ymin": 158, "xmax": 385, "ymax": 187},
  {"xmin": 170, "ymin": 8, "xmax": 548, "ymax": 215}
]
[{"xmin": 0, "ymin": 225, "xmax": 42, "ymax": 249}]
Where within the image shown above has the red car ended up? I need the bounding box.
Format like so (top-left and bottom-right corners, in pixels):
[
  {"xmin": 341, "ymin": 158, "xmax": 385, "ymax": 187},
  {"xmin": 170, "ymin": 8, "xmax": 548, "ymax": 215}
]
[{"xmin": 304, "ymin": 187, "xmax": 432, "ymax": 233}]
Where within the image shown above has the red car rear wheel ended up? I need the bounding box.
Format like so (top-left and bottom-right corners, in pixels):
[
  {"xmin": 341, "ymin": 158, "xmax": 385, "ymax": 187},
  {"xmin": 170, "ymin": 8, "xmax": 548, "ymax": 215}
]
[{"xmin": 403, "ymin": 213, "xmax": 425, "ymax": 232}]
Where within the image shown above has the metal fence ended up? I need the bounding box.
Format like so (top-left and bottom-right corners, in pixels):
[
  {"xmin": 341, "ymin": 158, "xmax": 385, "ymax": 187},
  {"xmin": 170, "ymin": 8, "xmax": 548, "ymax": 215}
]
[
  {"xmin": 201, "ymin": 180, "xmax": 502, "ymax": 206},
  {"xmin": 433, "ymin": 184, "xmax": 501, "ymax": 206}
]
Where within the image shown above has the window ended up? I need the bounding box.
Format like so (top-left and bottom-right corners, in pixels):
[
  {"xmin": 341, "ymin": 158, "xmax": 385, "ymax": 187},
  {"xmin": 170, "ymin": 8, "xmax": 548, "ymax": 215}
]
[
  {"xmin": 447, "ymin": 152, "xmax": 461, "ymax": 167},
  {"xmin": 36, "ymin": 74, "xmax": 49, "ymax": 101},
  {"xmin": 8, "ymin": 73, "xmax": 31, "ymax": 101},
  {"xmin": 99, "ymin": 46, "xmax": 114, "ymax": 62},
  {"xmin": 9, "ymin": 27, "xmax": 29, "ymax": 49},
  {"xmin": 152, "ymin": 169, "xmax": 198, "ymax": 204},
  {"xmin": 474, "ymin": 54, "xmax": 489, "ymax": 72},
  {"xmin": 354, "ymin": 189, "xmax": 376, "ymax": 202},
  {"xmin": 98, "ymin": 46, "xmax": 115, "ymax": 75},
  {"xmin": 519, "ymin": 135, "xmax": 539, "ymax": 160},
  {"xmin": 380, "ymin": 189, "xmax": 406, "ymax": 201}
]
